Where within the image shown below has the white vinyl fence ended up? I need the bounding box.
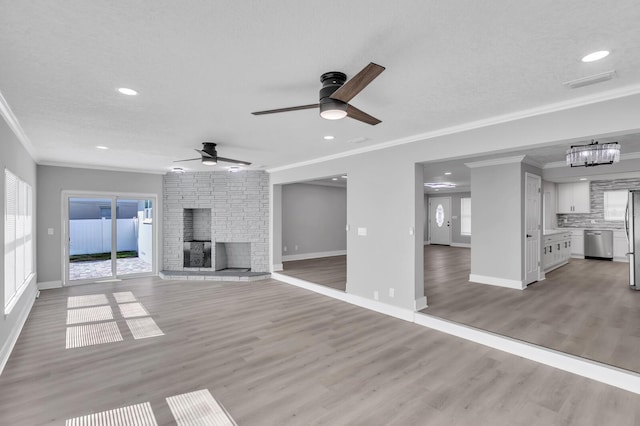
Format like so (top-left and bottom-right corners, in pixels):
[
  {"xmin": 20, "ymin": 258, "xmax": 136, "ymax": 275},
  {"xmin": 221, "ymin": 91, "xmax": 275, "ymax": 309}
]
[{"xmin": 69, "ymin": 218, "xmax": 138, "ymax": 255}]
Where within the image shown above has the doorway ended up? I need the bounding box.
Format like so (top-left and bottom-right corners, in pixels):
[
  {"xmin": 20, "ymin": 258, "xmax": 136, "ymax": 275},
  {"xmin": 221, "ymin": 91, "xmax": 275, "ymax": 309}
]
[
  {"xmin": 429, "ymin": 197, "xmax": 451, "ymax": 245},
  {"xmin": 63, "ymin": 193, "xmax": 156, "ymax": 285}
]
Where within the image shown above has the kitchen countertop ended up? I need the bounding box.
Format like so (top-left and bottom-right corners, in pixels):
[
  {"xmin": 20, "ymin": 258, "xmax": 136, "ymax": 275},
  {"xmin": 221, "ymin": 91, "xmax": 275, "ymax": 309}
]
[{"xmin": 543, "ymin": 229, "xmax": 572, "ymax": 236}]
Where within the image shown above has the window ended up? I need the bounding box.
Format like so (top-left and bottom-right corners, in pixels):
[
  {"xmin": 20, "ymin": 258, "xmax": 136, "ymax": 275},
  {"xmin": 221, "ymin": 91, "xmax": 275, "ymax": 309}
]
[
  {"xmin": 604, "ymin": 190, "xmax": 628, "ymax": 221},
  {"xmin": 4, "ymin": 169, "xmax": 34, "ymax": 313},
  {"xmin": 461, "ymin": 197, "xmax": 471, "ymax": 236}
]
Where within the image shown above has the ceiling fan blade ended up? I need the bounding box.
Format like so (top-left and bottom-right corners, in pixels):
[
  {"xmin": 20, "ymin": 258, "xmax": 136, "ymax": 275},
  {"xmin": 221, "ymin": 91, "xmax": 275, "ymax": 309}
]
[
  {"xmin": 251, "ymin": 104, "xmax": 319, "ymax": 115},
  {"xmin": 173, "ymin": 158, "xmax": 201, "ymax": 162},
  {"xmin": 346, "ymin": 104, "xmax": 381, "ymax": 126},
  {"xmin": 195, "ymin": 149, "xmax": 215, "ymax": 158},
  {"xmin": 330, "ymin": 62, "xmax": 385, "ymax": 103},
  {"xmin": 217, "ymin": 156, "xmax": 252, "ymax": 166}
]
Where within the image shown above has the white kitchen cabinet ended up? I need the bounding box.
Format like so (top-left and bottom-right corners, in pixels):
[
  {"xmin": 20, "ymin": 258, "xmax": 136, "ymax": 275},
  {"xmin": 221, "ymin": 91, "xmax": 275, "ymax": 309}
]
[
  {"xmin": 613, "ymin": 229, "xmax": 629, "ymax": 262},
  {"xmin": 543, "ymin": 231, "xmax": 572, "ymax": 272},
  {"xmin": 570, "ymin": 229, "xmax": 584, "ymax": 257},
  {"xmin": 557, "ymin": 182, "xmax": 590, "ymax": 213}
]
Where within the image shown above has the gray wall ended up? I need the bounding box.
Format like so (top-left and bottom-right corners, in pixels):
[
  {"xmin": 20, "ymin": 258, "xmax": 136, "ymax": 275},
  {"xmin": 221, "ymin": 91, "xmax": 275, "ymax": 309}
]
[
  {"xmin": 0, "ymin": 118, "xmax": 37, "ymax": 369},
  {"xmin": 557, "ymin": 178, "xmax": 640, "ymax": 229},
  {"xmin": 37, "ymin": 166, "xmax": 163, "ymax": 283},
  {"xmin": 469, "ymin": 162, "xmax": 522, "ymax": 282},
  {"xmin": 424, "ymin": 192, "xmax": 472, "ymax": 245},
  {"xmin": 282, "ymin": 183, "xmax": 346, "ymax": 257}
]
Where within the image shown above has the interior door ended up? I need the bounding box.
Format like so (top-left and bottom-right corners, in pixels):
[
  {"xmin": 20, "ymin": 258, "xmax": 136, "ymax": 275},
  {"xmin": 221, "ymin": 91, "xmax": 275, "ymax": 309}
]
[
  {"xmin": 429, "ymin": 197, "xmax": 451, "ymax": 245},
  {"xmin": 525, "ymin": 173, "xmax": 541, "ymax": 285}
]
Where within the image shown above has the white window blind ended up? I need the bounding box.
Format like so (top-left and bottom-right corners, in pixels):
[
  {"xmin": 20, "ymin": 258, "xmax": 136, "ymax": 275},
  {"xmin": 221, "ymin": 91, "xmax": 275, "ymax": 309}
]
[
  {"xmin": 604, "ymin": 190, "xmax": 627, "ymax": 221},
  {"xmin": 461, "ymin": 197, "xmax": 471, "ymax": 236},
  {"xmin": 4, "ymin": 169, "xmax": 34, "ymax": 313}
]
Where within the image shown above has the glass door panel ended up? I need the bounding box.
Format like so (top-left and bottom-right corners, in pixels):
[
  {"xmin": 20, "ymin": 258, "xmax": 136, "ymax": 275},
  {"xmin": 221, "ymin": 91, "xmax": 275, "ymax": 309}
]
[
  {"xmin": 115, "ymin": 198, "xmax": 153, "ymax": 276},
  {"xmin": 68, "ymin": 197, "xmax": 115, "ymax": 282}
]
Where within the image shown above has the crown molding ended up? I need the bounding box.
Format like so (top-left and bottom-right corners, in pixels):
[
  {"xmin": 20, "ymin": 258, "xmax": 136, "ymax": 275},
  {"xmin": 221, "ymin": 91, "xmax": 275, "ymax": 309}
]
[
  {"xmin": 0, "ymin": 90, "xmax": 39, "ymax": 162},
  {"xmin": 37, "ymin": 160, "xmax": 168, "ymax": 175},
  {"xmin": 267, "ymin": 83, "xmax": 640, "ymax": 174},
  {"xmin": 465, "ymin": 155, "xmax": 526, "ymax": 169}
]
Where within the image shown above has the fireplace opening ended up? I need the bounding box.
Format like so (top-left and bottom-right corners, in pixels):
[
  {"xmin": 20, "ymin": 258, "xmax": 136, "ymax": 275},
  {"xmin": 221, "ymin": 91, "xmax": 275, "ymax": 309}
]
[
  {"xmin": 183, "ymin": 208, "xmax": 212, "ymax": 267},
  {"xmin": 215, "ymin": 242, "xmax": 251, "ymax": 271}
]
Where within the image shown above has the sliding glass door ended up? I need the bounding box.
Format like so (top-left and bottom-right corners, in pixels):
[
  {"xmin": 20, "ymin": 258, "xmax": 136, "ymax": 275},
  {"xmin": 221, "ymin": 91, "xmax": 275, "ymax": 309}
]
[{"xmin": 65, "ymin": 194, "xmax": 155, "ymax": 285}]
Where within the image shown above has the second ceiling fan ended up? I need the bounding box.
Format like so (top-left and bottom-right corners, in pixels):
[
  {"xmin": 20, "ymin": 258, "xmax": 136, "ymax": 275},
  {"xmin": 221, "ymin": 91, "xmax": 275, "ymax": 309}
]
[{"xmin": 252, "ymin": 62, "xmax": 385, "ymax": 125}]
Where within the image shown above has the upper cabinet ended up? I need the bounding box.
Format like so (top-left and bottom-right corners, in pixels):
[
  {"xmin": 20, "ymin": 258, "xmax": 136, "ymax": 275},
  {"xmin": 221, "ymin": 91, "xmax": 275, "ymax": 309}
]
[{"xmin": 557, "ymin": 182, "xmax": 590, "ymax": 213}]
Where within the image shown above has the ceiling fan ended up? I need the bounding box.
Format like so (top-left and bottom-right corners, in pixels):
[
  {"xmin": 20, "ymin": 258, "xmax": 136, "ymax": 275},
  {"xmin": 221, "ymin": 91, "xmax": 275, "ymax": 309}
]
[
  {"xmin": 174, "ymin": 142, "xmax": 252, "ymax": 166},
  {"xmin": 251, "ymin": 62, "xmax": 385, "ymax": 125}
]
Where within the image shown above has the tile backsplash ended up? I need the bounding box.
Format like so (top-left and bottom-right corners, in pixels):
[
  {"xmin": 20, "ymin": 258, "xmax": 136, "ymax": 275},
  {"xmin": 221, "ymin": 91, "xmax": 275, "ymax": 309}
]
[{"xmin": 557, "ymin": 178, "xmax": 640, "ymax": 229}]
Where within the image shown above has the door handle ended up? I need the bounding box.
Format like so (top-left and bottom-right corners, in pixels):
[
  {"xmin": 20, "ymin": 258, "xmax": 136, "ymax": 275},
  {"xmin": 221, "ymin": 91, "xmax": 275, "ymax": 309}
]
[{"xmin": 526, "ymin": 234, "xmax": 532, "ymax": 238}]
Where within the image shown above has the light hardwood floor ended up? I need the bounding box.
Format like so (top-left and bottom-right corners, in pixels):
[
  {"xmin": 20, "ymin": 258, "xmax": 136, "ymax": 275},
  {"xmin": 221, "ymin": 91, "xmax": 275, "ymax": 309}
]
[
  {"xmin": 282, "ymin": 255, "xmax": 347, "ymax": 291},
  {"xmin": 281, "ymin": 245, "xmax": 640, "ymax": 374},
  {"xmin": 1, "ymin": 277, "xmax": 639, "ymax": 425}
]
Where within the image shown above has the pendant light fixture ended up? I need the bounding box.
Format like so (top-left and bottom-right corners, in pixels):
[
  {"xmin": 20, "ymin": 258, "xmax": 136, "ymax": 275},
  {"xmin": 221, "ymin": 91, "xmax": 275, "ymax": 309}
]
[{"xmin": 566, "ymin": 140, "xmax": 620, "ymax": 167}]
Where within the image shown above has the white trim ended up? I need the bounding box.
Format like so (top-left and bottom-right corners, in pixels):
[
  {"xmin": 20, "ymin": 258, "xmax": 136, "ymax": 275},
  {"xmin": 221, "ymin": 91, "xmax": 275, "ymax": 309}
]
[
  {"xmin": 282, "ymin": 250, "xmax": 346, "ymax": 262},
  {"xmin": 266, "ymin": 84, "xmax": 640, "ymax": 174},
  {"xmin": 469, "ymin": 273, "xmax": 525, "ymax": 290},
  {"xmin": 450, "ymin": 242, "xmax": 471, "ymax": 248},
  {"xmin": 37, "ymin": 160, "xmax": 168, "ymax": 175},
  {"xmin": 465, "ymin": 155, "xmax": 526, "ymax": 169},
  {"xmin": 0, "ymin": 90, "xmax": 38, "ymax": 162},
  {"xmin": 37, "ymin": 280, "xmax": 63, "ymax": 290},
  {"xmin": 271, "ymin": 263, "xmax": 283, "ymax": 272},
  {"xmin": 272, "ymin": 272, "xmax": 640, "ymax": 395},
  {"xmin": 424, "ymin": 240, "xmax": 430, "ymax": 245},
  {"xmin": 413, "ymin": 313, "xmax": 640, "ymax": 395},
  {"xmin": 414, "ymin": 296, "xmax": 427, "ymax": 311},
  {"xmin": 272, "ymin": 272, "xmax": 414, "ymax": 322},
  {"xmin": 0, "ymin": 285, "xmax": 37, "ymax": 376}
]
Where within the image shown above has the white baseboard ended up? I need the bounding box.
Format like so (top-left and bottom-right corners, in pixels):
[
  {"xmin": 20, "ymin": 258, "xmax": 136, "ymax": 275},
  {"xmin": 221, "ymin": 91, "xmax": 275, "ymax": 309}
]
[
  {"xmin": 272, "ymin": 272, "xmax": 640, "ymax": 395},
  {"xmin": 271, "ymin": 263, "xmax": 283, "ymax": 272},
  {"xmin": 469, "ymin": 274, "xmax": 525, "ymax": 290},
  {"xmin": 414, "ymin": 296, "xmax": 427, "ymax": 311},
  {"xmin": 413, "ymin": 313, "xmax": 640, "ymax": 395},
  {"xmin": 271, "ymin": 272, "xmax": 415, "ymax": 322},
  {"xmin": 614, "ymin": 257, "xmax": 629, "ymax": 263},
  {"xmin": 37, "ymin": 280, "xmax": 62, "ymax": 290},
  {"xmin": 450, "ymin": 242, "xmax": 471, "ymax": 248},
  {"xmin": 571, "ymin": 254, "xmax": 585, "ymax": 259},
  {"xmin": 282, "ymin": 250, "xmax": 346, "ymax": 262},
  {"xmin": 424, "ymin": 240, "xmax": 430, "ymax": 245},
  {"xmin": 0, "ymin": 284, "xmax": 37, "ymax": 376}
]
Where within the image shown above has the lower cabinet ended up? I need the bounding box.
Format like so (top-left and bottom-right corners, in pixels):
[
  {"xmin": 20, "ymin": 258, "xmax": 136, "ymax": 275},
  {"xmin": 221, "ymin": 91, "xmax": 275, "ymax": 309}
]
[{"xmin": 543, "ymin": 231, "xmax": 572, "ymax": 272}]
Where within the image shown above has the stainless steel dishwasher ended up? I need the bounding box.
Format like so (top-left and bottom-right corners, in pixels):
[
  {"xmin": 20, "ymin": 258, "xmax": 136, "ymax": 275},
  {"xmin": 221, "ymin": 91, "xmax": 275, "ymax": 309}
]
[{"xmin": 584, "ymin": 229, "xmax": 613, "ymax": 260}]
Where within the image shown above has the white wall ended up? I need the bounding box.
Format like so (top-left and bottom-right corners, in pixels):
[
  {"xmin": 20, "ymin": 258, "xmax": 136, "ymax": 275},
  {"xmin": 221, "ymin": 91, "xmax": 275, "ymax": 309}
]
[
  {"xmin": 37, "ymin": 166, "xmax": 163, "ymax": 284},
  {"xmin": 282, "ymin": 183, "xmax": 346, "ymax": 259},
  {"xmin": 270, "ymin": 92, "xmax": 640, "ymax": 311},
  {"xmin": 0, "ymin": 116, "xmax": 37, "ymax": 373}
]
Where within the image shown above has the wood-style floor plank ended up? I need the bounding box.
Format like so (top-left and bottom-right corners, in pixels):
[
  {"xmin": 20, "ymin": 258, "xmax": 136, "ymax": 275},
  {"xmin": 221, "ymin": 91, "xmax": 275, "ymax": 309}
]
[
  {"xmin": 1, "ymin": 276, "xmax": 640, "ymax": 425},
  {"xmin": 280, "ymin": 245, "xmax": 640, "ymax": 373}
]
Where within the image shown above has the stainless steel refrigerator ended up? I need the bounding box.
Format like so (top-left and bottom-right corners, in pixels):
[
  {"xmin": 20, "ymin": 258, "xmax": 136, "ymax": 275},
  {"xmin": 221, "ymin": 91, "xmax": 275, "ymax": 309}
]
[{"xmin": 627, "ymin": 190, "xmax": 640, "ymax": 290}]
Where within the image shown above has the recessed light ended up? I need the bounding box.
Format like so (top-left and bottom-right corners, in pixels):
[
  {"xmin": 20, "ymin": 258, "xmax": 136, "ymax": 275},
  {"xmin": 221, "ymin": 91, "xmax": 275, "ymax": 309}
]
[
  {"xmin": 117, "ymin": 87, "xmax": 138, "ymax": 96},
  {"xmin": 332, "ymin": 177, "xmax": 338, "ymax": 181},
  {"xmin": 579, "ymin": 177, "xmax": 588, "ymax": 181},
  {"xmin": 324, "ymin": 135, "xmax": 335, "ymax": 140},
  {"xmin": 171, "ymin": 167, "xmax": 185, "ymax": 174},
  {"xmin": 95, "ymin": 145, "xmax": 109, "ymax": 150},
  {"xmin": 435, "ymin": 189, "xmax": 439, "ymax": 191},
  {"xmin": 341, "ymin": 175, "xmax": 347, "ymax": 179},
  {"xmin": 228, "ymin": 166, "xmax": 242, "ymax": 173},
  {"xmin": 444, "ymin": 172, "xmax": 452, "ymax": 175},
  {"xmin": 581, "ymin": 50, "xmax": 610, "ymax": 62}
]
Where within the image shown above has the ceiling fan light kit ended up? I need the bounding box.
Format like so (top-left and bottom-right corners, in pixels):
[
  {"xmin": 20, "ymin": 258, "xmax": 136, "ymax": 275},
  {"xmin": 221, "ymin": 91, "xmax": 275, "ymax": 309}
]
[
  {"xmin": 566, "ymin": 140, "xmax": 620, "ymax": 167},
  {"xmin": 174, "ymin": 142, "xmax": 252, "ymax": 166},
  {"xmin": 251, "ymin": 62, "xmax": 385, "ymax": 125}
]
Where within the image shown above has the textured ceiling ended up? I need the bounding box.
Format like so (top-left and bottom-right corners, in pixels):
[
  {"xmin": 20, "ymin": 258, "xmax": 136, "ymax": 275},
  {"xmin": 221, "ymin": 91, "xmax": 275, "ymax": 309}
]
[{"xmin": 1, "ymin": 1, "xmax": 640, "ymax": 173}]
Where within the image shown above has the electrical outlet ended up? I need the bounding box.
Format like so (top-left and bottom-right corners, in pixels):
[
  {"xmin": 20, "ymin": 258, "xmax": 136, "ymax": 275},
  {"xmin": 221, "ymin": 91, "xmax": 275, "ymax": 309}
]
[
  {"xmin": 47, "ymin": 228, "xmax": 54, "ymax": 235},
  {"xmin": 295, "ymin": 245, "xmax": 299, "ymax": 251},
  {"xmin": 283, "ymin": 246, "xmax": 287, "ymax": 252},
  {"xmin": 389, "ymin": 288, "xmax": 395, "ymax": 298},
  {"xmin": 373, "ymin": 291, "xmax": 379, "ymax": 300}
]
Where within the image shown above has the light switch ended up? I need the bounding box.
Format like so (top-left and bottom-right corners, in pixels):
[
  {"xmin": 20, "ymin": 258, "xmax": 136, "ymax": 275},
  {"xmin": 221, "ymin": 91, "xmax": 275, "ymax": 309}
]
[
  {"xmin": 48, "ymin": 228, "xmax": 54, "ymax": 235},
  {"xmin": 357, "ymin": 227, "xmax": 367, "ymax": 236}
]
